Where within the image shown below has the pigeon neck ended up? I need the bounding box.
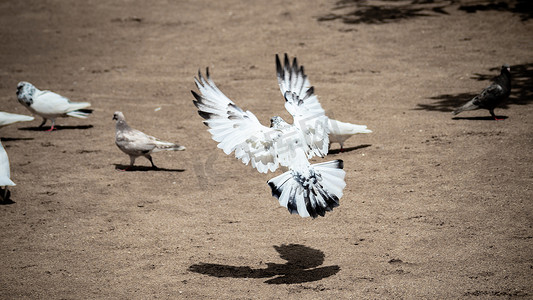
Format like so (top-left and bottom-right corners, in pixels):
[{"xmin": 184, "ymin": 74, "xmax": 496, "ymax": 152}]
[{"xmin": 116, "ymin": 119, "xmax": 129, "ymax": 130}]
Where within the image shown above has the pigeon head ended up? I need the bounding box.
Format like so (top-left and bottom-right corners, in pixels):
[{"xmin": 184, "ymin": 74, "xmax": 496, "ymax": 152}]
[
  {"xmin": 112, "ymin": 111, "xmax": 125, "ymax": 122},
  {"xmin": 501, "ymin": 64, "xmax": 511, "ymax": 74},
  {"xmin": 270, "ymin": 116, "xmax": 289, "ymax": 129},
  {"xmin": 16, "ymin": 81, "xmax": 36, "ymax": 106}
]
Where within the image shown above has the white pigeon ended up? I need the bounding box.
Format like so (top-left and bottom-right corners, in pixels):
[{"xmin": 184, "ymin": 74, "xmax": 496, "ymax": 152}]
[
  {"xmin": 192, "ymin": 54, "xmax": 346, "ymax": 218},
  {"xmin": 328, "ymin": 119, "xmax": 372, "ymax": 150},
  {"xmin": 0, "ymin": 140, "xmax": 15, "ymax": 201},
  {"xmin": 0, "ymin": 111, "xmax": 34, "ymax": 128},
  {"xmin": 113, "ymin": 111, "xmax": 186, "ymax": 170},
  {"xmin": 16, "ymin": 81, "xmax": 93, "ymax": 131}
]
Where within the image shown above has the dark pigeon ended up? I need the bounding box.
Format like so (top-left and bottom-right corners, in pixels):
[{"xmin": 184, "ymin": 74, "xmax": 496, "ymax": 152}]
[{"xmin": 452, "ymin": 64, "xmax": 511, "ymax": 120}]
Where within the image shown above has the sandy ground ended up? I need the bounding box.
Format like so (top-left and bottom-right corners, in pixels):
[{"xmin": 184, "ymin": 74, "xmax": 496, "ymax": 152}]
[{"xmin": 1, "ymin": 0, "xmax": 532, "ymax": 299}]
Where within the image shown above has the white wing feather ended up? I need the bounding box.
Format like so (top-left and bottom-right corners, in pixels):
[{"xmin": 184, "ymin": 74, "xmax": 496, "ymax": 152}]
[
  {"xmin": 276, "ymin": 54, "xmax": 329, "ymax": 157},
  {"xmin": 192, "ymin": 69, "xmax": 282, "ymax": 173}
]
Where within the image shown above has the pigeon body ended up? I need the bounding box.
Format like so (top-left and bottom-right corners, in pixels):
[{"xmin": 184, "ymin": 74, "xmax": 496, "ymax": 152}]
[
  {"xmin": 113, "ymin": 111, "xmax": 185, "ymax": 169},
  {"xmin": 0, "ymin": 140, "xmax": 15, "ymax": 201},
  {"xmin": 0, "ymin": 111, "xmax": 34, "ymax": 128},
  {"xmin": 192, "ymin": 54, "xmax": 347, "ymax": 218},
  {"xmin": 452, "ymin": 65, "xmax": 511, "ymax": 119},
  {"xmin": 16, "ymin": 81, "xmax": 93, "ymax": 130},
  {"xmin": 328, "ymin": 119, "xmax": 371, "ymax": 150}
]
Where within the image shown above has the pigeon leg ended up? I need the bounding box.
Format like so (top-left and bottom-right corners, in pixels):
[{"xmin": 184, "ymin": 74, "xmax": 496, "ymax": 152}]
[
  {"xmin": 120, "ymin": 156, "xmax": 136, "ymax": 171},
  {"xmin": 1, "ymin": 187, "xmax": 9, "ymax": 202},
  {"xmin": 490, "ymin": 109, "xmax": 504, "ymax": 121},
  {"xmin": 146, "ymin": 155, "xmax": 158, "ymax": 169},
  {"xmin": 39, "ymin": 118, "xmax": 47, "ymax": 127},
  {"xmin": 45, "ymin": 119, "xmax": 56, "ymax": 131},
  {"xmin": 340, "ymin": 143, "xmax": 344, "ymax": 153}
]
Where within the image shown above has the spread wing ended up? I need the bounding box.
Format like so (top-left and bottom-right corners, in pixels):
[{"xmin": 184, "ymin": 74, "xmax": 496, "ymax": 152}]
[
  {"xmin": 192, "ymin": 69, "xmax": 283, "ymax": 173},
  {"xmin": 276, "ymin": 54, "xmax": 329, "ymax": 157}
]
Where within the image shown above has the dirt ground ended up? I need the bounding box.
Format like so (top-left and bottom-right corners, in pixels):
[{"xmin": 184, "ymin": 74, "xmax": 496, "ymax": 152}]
[{"xmin": 1, "ymin": 0, "xmax": 532, "ymax": 299}]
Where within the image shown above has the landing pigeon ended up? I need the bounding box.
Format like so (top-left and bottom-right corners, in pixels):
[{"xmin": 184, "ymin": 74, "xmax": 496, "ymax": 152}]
[
  {"xmin": 452, "ymin": 64, "xmax": 511, "ymax": 120},
  {"xmin": 192, "ymin": 54, "xmax": 347, "ymax": 218},
  {"xmin": 0, "ymin": 111, "xmax": 34, "ymax": 128},
  {"xmin": 16, "ymin": 81, "xmax": 93, "ymax": 131},
  {"xmin": 0, "ymin": 140, "xmax": 15, "ymax": 201},
  {"xmin": 328, "ymin": 119, "xmax": 372, "ymax": 150},
  {"xmin": 113, "ymin": 111, "xmax": 186, "ymax": 170}
]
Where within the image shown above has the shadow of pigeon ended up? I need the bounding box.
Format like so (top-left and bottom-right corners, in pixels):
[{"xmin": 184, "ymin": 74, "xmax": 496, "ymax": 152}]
[
  {"xmin": 19, "ymin": 124, "xmax": 93, "ymax": 131},
  {"xmin": 113, "ymin": 164, "xmax": 185, "ymax": 172},
  {"xmin": 452, "ymin": 115, "xmax": 508, "ymax": 121},
  {"xmin": 188, "ymin": 244, "xmax": 340, "ymax": 284},
  {"xmin": 0, "ymin": 137, "xmax": 34, "ymax": 142},
  {"xmin": 329, "ymin": 144, "xmax": 371, "ymax": 155},
  {"xmin": 0, "ymin": 189, "xmax": 14, "ymax": 205}
]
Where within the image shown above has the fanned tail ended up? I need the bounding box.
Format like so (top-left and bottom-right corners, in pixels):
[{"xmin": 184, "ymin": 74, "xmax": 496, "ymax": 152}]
[{"xmin": 267, "ymin": 160, "xmax": 346, "ymax": 218}]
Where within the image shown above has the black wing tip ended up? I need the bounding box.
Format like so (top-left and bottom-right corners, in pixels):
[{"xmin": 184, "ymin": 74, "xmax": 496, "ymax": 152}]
[
  {"xmin": 305, "ymin": 86, "xmax": 314, "ymax": 98},
  {"xmin": 268, "ymin": 181, "xmax": 282, "ymax": 199},
  {"xmin": 198, "ymin": 110, "xmax": 213, "ymax": 120},
  {"xmin": 191, "ymin": 90, "xmax": 204, "ymax": 104},
  {"xmin": 276, "ymin": 54, "xmax": 283, "ymax": 75},
  {"xmin": 336, "ymin": 159, "xmax": 344, "ymax": 169},
  {"xmin": 284, "ymin": 53, "xmax": 290, "ymax": 68}
]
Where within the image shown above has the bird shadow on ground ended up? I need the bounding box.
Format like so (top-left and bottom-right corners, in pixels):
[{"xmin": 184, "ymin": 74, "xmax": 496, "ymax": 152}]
[
  {"xmin": 0, "ymin": 198, "xmax": 15, "ymax": 205},
  {"xmin": 415, "ymin": 62, "xmax": 533, "ymax": 113},
  {"xmin": 458, "ymin": 0, "xmax": 533, "ymax": 22},
  {"xmin": 113, "ymin": 164, "xmax": 185, "ymax": 172},
  {"xmin": 0, "ymin": 189, "xmax": 14, "ymax": 205},
  {"xmin": 316, "ymin": 0, "xmax": 533, "ymax": 26},
  {"xmin": 316, "ymin": 0, "xmax": 451, "ymax": 25},
  {"xmin": 452, "ymin": 115, "xmax": 508, "ymax": 121},
  {"xmin": 188, "ymin": 244, "xmax": 340, "ymax": 284},
  {"xmin": 329, "ymin": 144, "xmax": 371, "ymax": 155},
  {"xmin": 18, "ymin": 125, "xmax": 94, "ymax": 131},
  {"xmin": 0, "ymin": 137, "xmax": 33, "ymax": 142}
]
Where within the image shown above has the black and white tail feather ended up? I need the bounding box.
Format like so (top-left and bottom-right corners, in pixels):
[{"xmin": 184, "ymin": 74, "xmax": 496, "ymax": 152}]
[
  {"xmin": 268, "ymin": 160, "xmax": 345, "ymax": 218},
  {"xmin": 192, "ymin": 54, "xmax": 347, "ymax": 218}
]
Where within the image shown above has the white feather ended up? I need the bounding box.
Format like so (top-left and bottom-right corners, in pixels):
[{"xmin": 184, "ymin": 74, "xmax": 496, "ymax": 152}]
[
  {"xmin": 0, "ymin": 112, "xmax": 34, "ymax": 128},
  {"xmin": 0, "ymin": 141, "xmax": 15, "ymax": 187}
]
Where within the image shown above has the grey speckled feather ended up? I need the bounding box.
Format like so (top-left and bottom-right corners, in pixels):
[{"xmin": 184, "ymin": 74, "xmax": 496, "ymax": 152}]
[
  {"xmin": 112, "ymin": 111, "xmax": 185, "ymax": 169},
  {"xmin": 453, "ymin": 64, "xmax": 511, "ymax": 119}
]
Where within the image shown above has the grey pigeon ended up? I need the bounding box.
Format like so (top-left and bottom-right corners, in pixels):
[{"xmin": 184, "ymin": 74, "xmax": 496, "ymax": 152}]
[
  {"xmin": 0, "ymin": 111, "xmax": 34, "ymax": 128},
  {"xmin": 192, "ymin": 54, "xmax": 346, "ymax": 218},
  {"xmin": 452, "ymin": 65, "xmax": 511, "ymax": 120},
  {"xmin": 0, "ymin": 140, "xmax": 15, "ymax": 201},
  {"xmin": 16, "ymin": 81, "xmax": 93, "ymax": 131},
  {"xmin": 113, "ymin": 111, "xmax": 185, "ymax": 169}
]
